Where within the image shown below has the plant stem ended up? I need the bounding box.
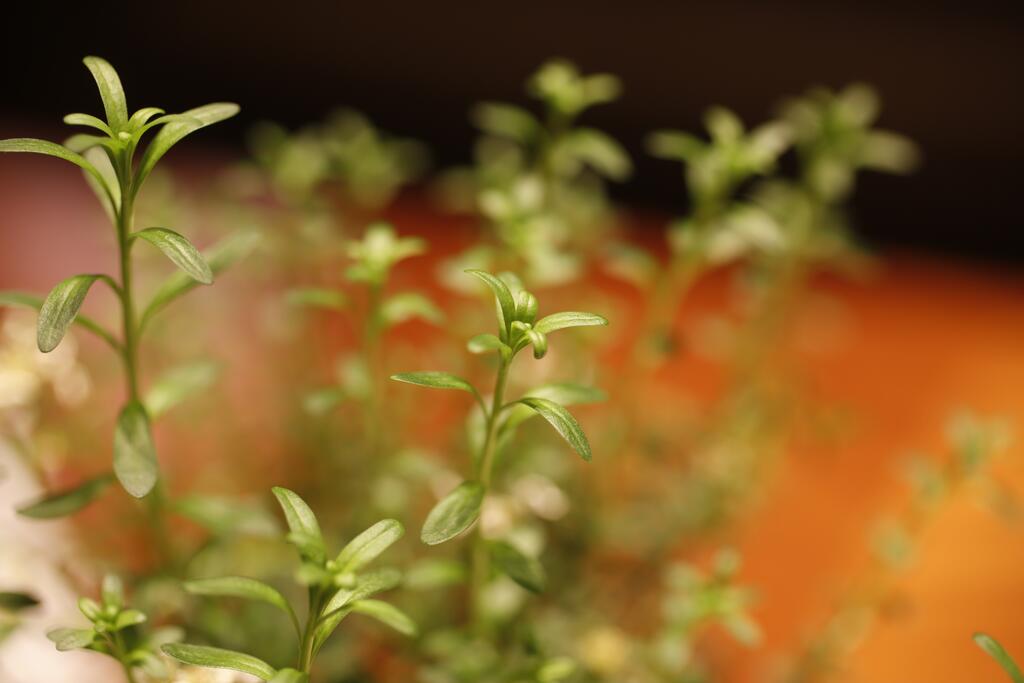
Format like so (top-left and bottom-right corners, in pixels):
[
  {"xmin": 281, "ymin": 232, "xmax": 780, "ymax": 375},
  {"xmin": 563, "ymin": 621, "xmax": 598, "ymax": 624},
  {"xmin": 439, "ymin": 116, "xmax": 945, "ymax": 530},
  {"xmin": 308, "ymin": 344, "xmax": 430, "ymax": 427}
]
[
  {"xmin": 363, "ymin": 281, "xmax": 385, "ymax": 458},
  {"xmin": 469, "ymin": 355, "xmax": 511, "ymax": 630},
  {"xmin": 297, "ymin": 589, "xmax": 322, "ymax": 673},
  {"xmin": 116, "ymin": 192, "xmax": 140, "ymax": 402}
]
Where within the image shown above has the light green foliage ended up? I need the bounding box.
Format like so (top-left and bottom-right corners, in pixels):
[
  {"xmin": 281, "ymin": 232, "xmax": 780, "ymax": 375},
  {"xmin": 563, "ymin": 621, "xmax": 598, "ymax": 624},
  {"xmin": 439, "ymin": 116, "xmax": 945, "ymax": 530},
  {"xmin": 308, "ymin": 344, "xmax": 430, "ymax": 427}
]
[
  {"xmin": 46, "ymin": 575, "xmax": 180, "ymax": 680},
  {"xmin": 441, "ymin": 59, "xmax": 631, "ymax": 286},
  {"xmin": 975, "ymin": 633, "xmax": 1024, "ymax": 683},
  {"xmin": 165, "ymin": 487, "xmax": 415, "ymax": 677},
  {"xmin": 0, "ymin": 56, "xmax": 240, "ymax": 500},
  {"xmin": 392, "ymin": 269, "xmax": 606, "ymax": 629},
  {"xmin": 345, "ymin": 222, "xmax": 425, "ymax": 287}
]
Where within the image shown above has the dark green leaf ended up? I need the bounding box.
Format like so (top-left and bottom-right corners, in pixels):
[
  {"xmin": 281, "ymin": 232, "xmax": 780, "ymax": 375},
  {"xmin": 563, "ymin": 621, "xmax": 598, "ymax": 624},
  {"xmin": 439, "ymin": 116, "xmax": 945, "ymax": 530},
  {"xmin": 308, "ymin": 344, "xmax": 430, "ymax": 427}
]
[
  {"xmin": 466, "ymin": 269, "xmax": 516, "ymax": 338},
  {"xmin": 271, "ymin": 487, "xmax": 325, "ymax": 563},
  {"xmin": 113, "ymin": 401, "xmax": 158, "ymax": 498},
  {"xmin": 47, "ymin": 628, "xmax": 95, "ymax": 651},
  {"xmin": 0, "ymin": 592, "xmax": 39, "ymax": 612},
  {"xmin": 489, "ymin": 541, "xmax": 547, "ymax": 593},
  {"xmin": 975, "ymin": 633, "xmax": 1024, "ymax": 683},
  {"xmin": 336, "ymin": 519, "xmax": 404, "ymax": 573},
  {"xmin": 421, "ymin": 481, "xmax": 484, "ymax": 546},
  {"xmin": 136, "ymin": 103, "xmax": 240, "ymax": 187},
  {"xmin": 161, "ymin": 644, "xmax": 277, "ymax": 681},
  {"xmin": 516, "ymin": 398, "xmax": 592, "ymax": 462},
  {"xmin": 533, "ymin": 311, "xmax": 608, "ymax": 335},
  {"xmin": 17, "ymin": 473, "xmax": 114, "ymax": 519},
  {"xmin": 82, "ymin": 56, "xmax": 128, "ymax": 131},
  {"xmin": 36, "ymin": 275, "xmax": 104, "ymax": 353},
  {"xmin": 350, "ymin": 600, "xmax": 418, "ymax": 637},
  {"xmin": 133, "ymin": 228, "xmax": 213, "ymax": 284}
]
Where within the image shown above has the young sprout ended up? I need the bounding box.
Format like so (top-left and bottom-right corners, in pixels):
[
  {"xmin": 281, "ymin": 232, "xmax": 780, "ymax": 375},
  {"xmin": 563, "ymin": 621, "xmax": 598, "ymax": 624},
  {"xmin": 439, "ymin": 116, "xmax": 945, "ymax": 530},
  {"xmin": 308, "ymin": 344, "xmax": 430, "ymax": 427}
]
[
  {"xmin": 442, "ymin": 59, "xmax": 631, "ymax": 286},
  {"xmin": 0, "ymin": 56, "xmax": 239, "ymax": 502},
  {"xmin": 391, "ymin": 269, "xmax": 606, "ymax": 624},
  {"xmin": 162, "ymin": 487, "xmax": 415, "ymax": 681},
  {"xmin": 46, "ymin": 575, "xmax": 181, "ymax": 683}
]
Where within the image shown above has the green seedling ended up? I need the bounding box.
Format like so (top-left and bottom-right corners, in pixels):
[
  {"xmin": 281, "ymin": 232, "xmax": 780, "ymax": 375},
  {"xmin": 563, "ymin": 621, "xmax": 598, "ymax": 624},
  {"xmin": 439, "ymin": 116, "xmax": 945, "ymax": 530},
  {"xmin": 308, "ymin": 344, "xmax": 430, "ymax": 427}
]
[
  {"xmin": 391, "ymin": 269, "xmax": 606, "ymax": 624},
  {"xmin": 45, "ymin": 575, "xmax": 181, "ymax": 683},
  {"xmin": 163, "ymin": 487, "xmax": 415, "ymax": 681},
  {"xmin": 441, "ymin": 59, "xmax": 631, "ymax": 286},
  {"xmin": 975, "ymin": 633, "xmax": 1024, "ymax": 683},
  {"xmin": 0, "ymin": 56, "xmax": 239, "ymax": 502}
]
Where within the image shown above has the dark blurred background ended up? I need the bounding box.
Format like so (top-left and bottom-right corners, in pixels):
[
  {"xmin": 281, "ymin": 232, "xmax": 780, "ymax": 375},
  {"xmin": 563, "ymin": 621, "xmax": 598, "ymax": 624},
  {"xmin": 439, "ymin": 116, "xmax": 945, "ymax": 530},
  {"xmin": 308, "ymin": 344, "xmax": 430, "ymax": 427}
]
[{"xmin": 2, "ymin": 1, "xmax": 1022, "ymax": 264}]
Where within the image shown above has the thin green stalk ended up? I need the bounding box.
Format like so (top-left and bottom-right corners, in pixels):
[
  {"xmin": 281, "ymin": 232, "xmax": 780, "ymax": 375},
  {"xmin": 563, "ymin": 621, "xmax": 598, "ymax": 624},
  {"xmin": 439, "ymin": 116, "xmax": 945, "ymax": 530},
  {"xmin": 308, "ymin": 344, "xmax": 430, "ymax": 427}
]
[
  {"xmin": 298, "ymin": 589, "xmax": 323, "ymax": 673},
  {"xmin": 116, "ymin": 191, "xmax": 140, "ymax": 402},
  {"xmin": 469, "ymin": 356, "xmax": 511, "ymax": 629}
]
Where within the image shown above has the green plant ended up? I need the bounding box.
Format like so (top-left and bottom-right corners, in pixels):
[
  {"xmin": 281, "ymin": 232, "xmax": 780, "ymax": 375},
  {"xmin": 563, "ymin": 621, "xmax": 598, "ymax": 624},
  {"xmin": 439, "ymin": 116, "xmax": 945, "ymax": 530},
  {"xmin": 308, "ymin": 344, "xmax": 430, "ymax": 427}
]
[
  {"xmin": 162, "ymin": 486, "xmax": 414, "ymax": 681},
  {"xmin": 45, "ymin": 575, "xmax": 181, "ymax": 683},
  {"xmin": 0, "ymin": 56, "xmax": 238, "ymax": 506},
  {"xmin": 975, "ymin": 633, "xmax": 1024, "ymax": 683},
  {"xmin": 439, "ymin": 60, "xmax": 631, "ymax": 286},
  {"xmin": 391, "ymin": 269, "xmax": 607, "ymax": 631}
]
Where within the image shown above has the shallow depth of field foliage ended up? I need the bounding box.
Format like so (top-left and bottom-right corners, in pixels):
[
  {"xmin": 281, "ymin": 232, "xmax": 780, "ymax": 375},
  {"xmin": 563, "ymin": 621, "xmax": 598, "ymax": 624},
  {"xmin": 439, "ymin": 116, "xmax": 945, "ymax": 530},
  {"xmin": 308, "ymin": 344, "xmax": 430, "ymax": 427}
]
[{"xmin": 0, "ymin": 56, "xmax": 1017, "ymax": 683}]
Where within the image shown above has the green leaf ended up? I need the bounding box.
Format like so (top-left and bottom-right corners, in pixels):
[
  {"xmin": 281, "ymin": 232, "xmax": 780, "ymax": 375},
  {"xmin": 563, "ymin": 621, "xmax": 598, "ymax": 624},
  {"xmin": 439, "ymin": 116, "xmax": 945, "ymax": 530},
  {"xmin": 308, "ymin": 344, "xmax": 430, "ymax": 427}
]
[
  {"xmin": 0, "ymin": 291, "xmax": 119, "ymax": 350},
  {"xmin": 467, "ymin": 333, "xmax": 507, "ymax": 355},
  {"xmin": 489, "ymin": 541, "xmax": 546, "ymax": 593},
  {"xmin": 127, "ymin": 107, "xmax": 166, "ymax": 130},
  {"xmin": 403, "ymin": 558, "xmax": 466, "ymax": 590},
  {"xmin": 466, "ymin": 269, "xmax": 516, "ymax": 338},
  {"xmin": 975, "ymin": 633, "xmax": 1024, "ymax": 683},
  {"xmin": 0, "ymin": 592, "xmax": 39, "ymax": 611},
  {"xmin": 533, "ymin": 311, "xmax": 608, "ymax": 335},
  {"xmin": 47, "ymin": 628, "xmax": 95, "ymax": 651},
  {"xmin": 525, "ymin": 328, "xmax": 548, "ymax": 359},
  {"xmin": 420, "ymin": 481, "xmax": 484, "ymax": 545},
  {"xmin": 269, "ymin": 670, "xmax": 309, "ymax": 683},
  {"xmin": 63, "ymin": 113, "xmax": 113, "ymax": 136},
  {"xmin": 113, "ymin": 401, "xmax": 159, "ymax": 498},
  {"xmin": 336, "ymin": 519, "xmax": 404, "ymax": 573},
  {"xmin": 470, "ymin": 102, "xmax": 540, "ymax": 142},
  {"xmin": 141, "ymin": 230, "xmax": 260, "ymax": 331},
  {"xmin": 185, "ymin": 577, "xmax": 298, "ymax": 635},
  {"xmin": 173, "ymin": 494, "xmax": 280, "ymax": 537},
  {"xmin": 502, "ymin": 383, "xmax": 605, "ymax": 435},
  {"xmin": 390, "ymin": 372, "xmax": 479, "ymax": 401},
  {"xmin": 82, "ymin": 56, "xmax": 128, "ymax": 131},
  {"xmin": 647, "ymin": 130, "xmax": 704, "ymax": 161},
  {"xmin": 112, "ymin": 609, "xmax": 147, "ymax": 631},
  {"xmin": 145, "ymin": 360, "xmax": 221, "ymax": 418},
  {"xmin": 16, "ymin": 473, "xmax": 114, "ymax": 519},
  {"xmin": 271, "ymin": 487, "xmax": 325, "ymax": 563},
  {"xmin": 563, "ymin": 128, "xmax": 632, "ymax": 180},
  {"xmin": 0, "ymin": 138, "xmax": 112, "ymax": 201},
  {"xmin": 380, "ymin": 292, "xmax": 443, "ymax": 326},
  {"xmin": 286, "ymin": 288, "xmax": 347, "ymax": 311},
  {"xmin": 515, "ymin": 398, "xmax": 592, "ymax": 462},
  {"xmin": 101, "ymin": 575, "xmax": 124, "ymax": 609},
  {"xmin": 36, "ymin": 274, "xmax": 104, "ymax": 353},
  {"xmin": 350, "ymin": 600, "xmax": 418, "ymax": 637},
  {"xmin": 135, "ymin": 102, "xmax": 240, "ymax": 187},
  {"xmin": 315, "ymin": 569, "xmax": 402, "ymax": 650},
  {"xmin": 133, "ymin": 228, "xmax": 213, "ymax": 284},
  {"xmin": 161, "ymin": 644, "xmax": 277, "ymax": 681}
]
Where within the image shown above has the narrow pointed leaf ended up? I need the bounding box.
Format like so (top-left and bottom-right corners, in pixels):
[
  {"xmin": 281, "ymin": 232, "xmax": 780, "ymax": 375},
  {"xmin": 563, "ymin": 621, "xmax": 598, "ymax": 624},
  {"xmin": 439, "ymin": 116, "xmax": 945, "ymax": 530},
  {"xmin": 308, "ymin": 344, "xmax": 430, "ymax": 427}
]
[
  {"xmin": 17, "ymin": 473, "xmax": 114, "ymax": 519},
  {"xmin": 533, "ymin": 311, "xmax": 608, "ymax": 335},
  {"xmin": 83, "ymin": 56, "xmax": 128, "ymax": 131},
  {"xmin": 161, "ymin": 644, "xmax": 277, "ymax": 681},
  {"xmin": 502, "ymin": 383, "xmax": 605, "ymax": 434},
  {"xmin": 185, "ymin": 577, "xmax": 298, "ymax": 634},
  {"xmin": 0, "ymin": 138, "xmax": 110, "ymax": 194},
  {"xmin": 113, "ymin": 401, "xmax": 159, "ymax": 498},
  {"xmin": 516, "ymin": 398, "xmax": 592, "ymax": 462},
  {"xmin": 37, "ymin": 275, "xmax": 103, "ymax": 353},
  {"xmin": 421, "ymin": 481, "xmax": 484, "ymax": 545},
  {"xmin": 128, "ymin": 107, "xmax": 165, "ymax": 130},
  {"xmin": 271, "ymin": 487, "xmax": 325, "ymax": 563},
  {"xmin": 47, "ymin": 628, "xmax": 95, "ymax": 651},
  {"xmin": 390, "ymin": 372, "xmax": 478, "ymax": 398},
  {"xmin": 467, "ymin": 333, "xmax": 507, "ymax": 354},
  {"xmin": 466, "ymin": 269, "xmax": 516, "ymax": 337},
  {"xmin": 350, "ymin": 600, "xmax": 418, "ymax": 637},
  {"xmin": 133, "ymin": 228, "xmax": 213, "ymax": 284},
  {"xmin": 0, "ymin": 291, "xmax": 118, "ymax": 350},
  {"xmin": 145, "ymin": 360, "xmax": 221, "ymax": 418},
  {"xmin": 489, "ymin": 540, "xmax": 547, "ymax": 593},
  {"xmin": 315, "ymin": 569, "xmax": 402, "ymax": 651},
  {"xmin": 336, "ymin": 519, "xmax": 404, "ymax": 573},
  {"xmin": 63, "ymin": 113, "xmax": 113, "ymax": 136},
  {"xmin": 113, "ymin": 609, "xmax": 147, "ymax": 631},
  {"xmin": 136, "ymin": 103, "xmax": 240, "ymax": 187},
  {"xmin": 975, "ymin": 633, "xmax": 1024, "ymax": 683},
  {"xmin": 141, "ymin": 230, "xmax": 260, "ymax": 331},
  {"xmin": 0, "ymin": 592, "xmax": 39, "ymax": 611}
]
